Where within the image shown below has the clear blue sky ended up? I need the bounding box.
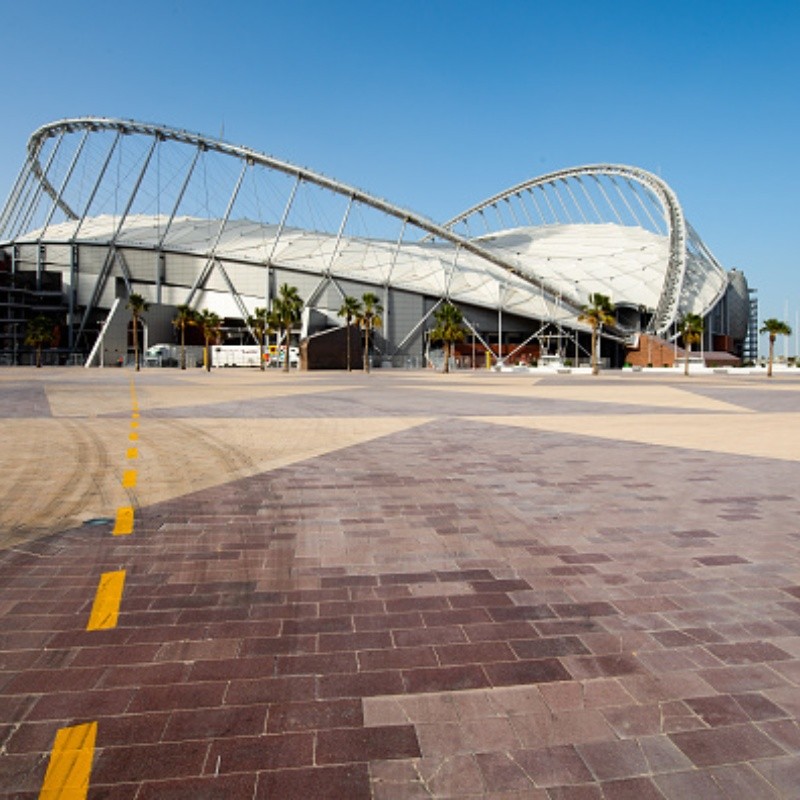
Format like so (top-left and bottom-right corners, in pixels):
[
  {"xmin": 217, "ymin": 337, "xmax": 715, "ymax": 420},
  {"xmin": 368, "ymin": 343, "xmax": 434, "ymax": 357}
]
[{"xmin": 1, "ymin": 0, "xmax": 798, "ymax": 345}]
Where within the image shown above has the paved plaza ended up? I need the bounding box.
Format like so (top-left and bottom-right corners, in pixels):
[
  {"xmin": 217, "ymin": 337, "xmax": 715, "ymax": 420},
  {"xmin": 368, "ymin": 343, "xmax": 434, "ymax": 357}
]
[{"xmin": 1, "ymin": 367, "xmax": 800, "ymax": 799}]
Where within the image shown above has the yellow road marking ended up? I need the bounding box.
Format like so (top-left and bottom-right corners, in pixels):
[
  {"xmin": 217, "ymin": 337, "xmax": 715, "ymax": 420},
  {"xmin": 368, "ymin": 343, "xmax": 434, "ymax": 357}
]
[
  {"xmin": 132, "ymin": 412, "xmax": 140, "ymax": 419},
  {"xmin": 38, "ymin": 721, "xmax": 97, "ymax": 799},
  {"xmin": 121, "ymin": 469, "xmax": 137, "ymax": 488},
  {"xmin": 86, "ymin": 571, "xmax": 126, "ymax": 631},
  {"xmin": 130, "ymin": 420, "xmax": 139, "ymax": 429},
  {"xmin": 112, "ymin": 506, "xmax": 134, "ymax": 536},
  {"xmin": 126, "ymin": 447, "xmax": 138, "ymax": 460},
  {"xmin": 128, "ymin": 432, "xmax": 139, "ymax": 442}
]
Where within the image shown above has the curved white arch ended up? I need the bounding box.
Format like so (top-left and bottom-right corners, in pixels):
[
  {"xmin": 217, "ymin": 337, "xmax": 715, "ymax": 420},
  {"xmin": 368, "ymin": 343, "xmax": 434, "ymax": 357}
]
[
  {"xmin": 20, "ymin": 117, "xmax": 580, "ymax": 316},
  {"xmin": 437, "ymin": 164, "xmax": 688, "ymax": 334}
]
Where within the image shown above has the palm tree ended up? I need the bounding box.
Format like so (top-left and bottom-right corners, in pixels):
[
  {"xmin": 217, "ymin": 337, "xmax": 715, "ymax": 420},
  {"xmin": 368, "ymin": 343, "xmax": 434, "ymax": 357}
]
[
  {"xmin": 679, "ymin": 313, "xmax": 704, "ymax": 376},
  {"xmin": 24, "ymin": 316, "xmax": 54, "ymax": 368},
  {"xmin": 357, "ymin": 292, "xmax": 383, "ymax": 374},
  {"xmin": 197, "ymin": 309, "xmax": 222, "ymax": 372},
  {"xmin": 337, "ymin": 295, "xmax": 362, "ymax": 371},
  {"xmin": 430, "ymin": 302, "xmax": 466, "ymax": 373},
  {"xmin": 578, "ymin": 293, "xmax": 614, "ymax": 375},
  {"xmin": 247, "ymin": 306, "xmax": 273, "ymax": 371},
  {"xmin": 267, "ymin": 307, "xmax": 282, "ymax": 357},
  {"xmin": 760, "ymin": 318, "xmax": 792, "ymax": 377},
  {"xmin": 172, "ymin": 304, "xmax": 198, "ymax": 370},
  {"xmin": 126, "ymin": 293, "xmax": 150, "ymax": 372},
  {"xmin": 272, "ymin": 283, "xmax": 303, "ymax": 372}
]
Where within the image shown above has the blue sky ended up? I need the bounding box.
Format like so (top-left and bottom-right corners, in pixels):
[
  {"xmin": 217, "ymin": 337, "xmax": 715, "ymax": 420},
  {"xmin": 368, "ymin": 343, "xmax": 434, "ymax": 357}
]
[{"xmin": 1, "ymin": 0, "xmax": 798, "ymax": 345}]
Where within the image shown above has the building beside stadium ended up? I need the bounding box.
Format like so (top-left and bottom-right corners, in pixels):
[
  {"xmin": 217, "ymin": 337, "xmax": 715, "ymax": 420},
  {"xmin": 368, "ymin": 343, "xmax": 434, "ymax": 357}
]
[{"xmin": 0, "ymin": 117, "xmax": 754, "ymax": 368}]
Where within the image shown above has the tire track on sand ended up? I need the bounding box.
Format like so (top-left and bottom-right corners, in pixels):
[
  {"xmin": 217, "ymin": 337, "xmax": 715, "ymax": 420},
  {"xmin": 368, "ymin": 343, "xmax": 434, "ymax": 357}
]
[{"xmin": 0, "ymin": 420, "xmax": 124, "ymax": 548}]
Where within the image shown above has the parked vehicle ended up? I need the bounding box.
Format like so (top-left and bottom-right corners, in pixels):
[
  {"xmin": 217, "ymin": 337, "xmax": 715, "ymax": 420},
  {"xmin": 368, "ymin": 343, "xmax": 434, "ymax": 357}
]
[
  {"xmin": 212, "ymin": 345, "xmax": 263, "ymax": 368},
  {"xmin": 144, "ymin": 344, "xmax": 204, "ymax": 368},
  {"xmin": 144, "ymin": 343, "xmax": 298, "ymax": 368},
  {"xmin": 268, "ymin": 344, "xmax": 299, "ymax": 368}
]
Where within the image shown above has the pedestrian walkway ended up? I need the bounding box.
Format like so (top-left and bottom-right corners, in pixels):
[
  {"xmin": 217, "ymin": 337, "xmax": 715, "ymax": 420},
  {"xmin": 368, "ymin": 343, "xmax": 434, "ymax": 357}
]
[{"xmin": 1, "ymin": 369, "xmax": 799, "ymax": 798}]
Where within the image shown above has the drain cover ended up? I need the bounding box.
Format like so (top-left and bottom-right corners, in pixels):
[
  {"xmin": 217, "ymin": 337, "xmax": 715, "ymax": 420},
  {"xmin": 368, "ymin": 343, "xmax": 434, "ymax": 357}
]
[{"xmin": 83, "ymin": 517, "xmax": 114, "ymax": 526}]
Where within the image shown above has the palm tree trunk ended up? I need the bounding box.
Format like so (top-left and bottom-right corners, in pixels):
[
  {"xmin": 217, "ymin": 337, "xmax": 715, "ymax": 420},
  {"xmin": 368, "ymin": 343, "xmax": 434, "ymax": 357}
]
[
  {"xmin": 36, "ymin": 346, "xmax": 42, "ymax": 368},
  {"xmin": 768, "ymin": 336, "xmax": 775, "ymax": 377},
  {"xmin": 283, "ymin": 325, "xmax": 290, "ymax": 373},
  {"xmin": 684, "ymin": 344, "xmax": 690, "ymax": 376},
  {"xmin": 364, "ymin": 325, "xmax": 370, "ymax": 373},
  {"xmin": 346, "ymin": 318, "xmax": 352, "ymax": 372},
  {"xmin": 591, "ymin": 327, "xmax": 598, "ymax": 375},
  {"xmin": 259, "ymin": 334, "xmax": 265, "ymax": 371},
  {"xmin": 181, "ymin": 324, "xmax": 186, "ymax": 370},
  {"xmin": 443, "ymin": 341, "xmax": 450, "ymax": 373},
  {"xmin": 133, "ymin": 317, "xmax": 140, "ymax": 372},
  {"xmin": 205, "ymin": 338, "xmax": 211, "ymax": 372}
]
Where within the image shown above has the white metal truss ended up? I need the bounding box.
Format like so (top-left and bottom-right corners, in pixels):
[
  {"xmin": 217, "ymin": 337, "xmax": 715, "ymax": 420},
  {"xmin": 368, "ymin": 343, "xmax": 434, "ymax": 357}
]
[
  {"xmin": 431, "ymin": 164, "xmax": 698, "ymax": 335},
  {"xmin": 0, "ymin": 117, "xmax": 732, "ymax": 352},
  {"xmin": 2, "ymin": 119, "xmax": 582, "ymax": 319}
]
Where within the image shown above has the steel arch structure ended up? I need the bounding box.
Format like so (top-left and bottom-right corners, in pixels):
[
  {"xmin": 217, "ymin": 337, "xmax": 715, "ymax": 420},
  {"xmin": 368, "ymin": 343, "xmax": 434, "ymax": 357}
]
[
  {"xmin": 1, "ymin": 117, "xmax": 740, "ymax": 366},
  {"xmin": 3, "ymin": 117, "xmax": 576, "ymax": 295},
  {"xmin": 435, "ymin": 165, "xmax": 691, "ymax": 334}
]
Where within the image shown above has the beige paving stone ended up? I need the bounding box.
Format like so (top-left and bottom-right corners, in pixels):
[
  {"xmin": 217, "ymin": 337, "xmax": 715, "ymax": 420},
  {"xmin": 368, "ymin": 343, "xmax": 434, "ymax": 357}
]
[
  {"xmin": 397, "ymin": 694, "xmax": 460, "ymax": 724},
  {"xmin": 475, "ymin": 412, "xmax": 800, "ymax": 462},
  {"xmin": 0, "ymin": 419, "xmax": 131, "ymax": 544},
  {"xmin": 43, "ymin": 373, "xmax": 353, "ymax": 417},
  {"xmin": 417, "ymin": 754, "xmax": 486, "ymax": 797},
  {"xmin": 508, "ymin": 708, "xmax": 617, "ymax": 747},
  {"xmin": 363, "ymin": 697, "xmax": 409, "ymax": 727},
  {"xmin": 428, "ymin": 381, "xmax": 751, "ymax": 412}
]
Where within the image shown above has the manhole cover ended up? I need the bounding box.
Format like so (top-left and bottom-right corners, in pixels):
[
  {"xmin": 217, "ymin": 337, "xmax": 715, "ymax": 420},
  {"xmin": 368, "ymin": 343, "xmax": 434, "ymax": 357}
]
[{"xmin": 83, "ymin": 517, "xmax": 114, "ymax": 527}]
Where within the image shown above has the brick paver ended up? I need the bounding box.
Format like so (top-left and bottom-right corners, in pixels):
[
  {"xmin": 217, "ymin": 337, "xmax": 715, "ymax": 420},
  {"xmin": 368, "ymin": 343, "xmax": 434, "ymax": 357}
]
[{"xmin": 1, "ymin": 368, "xmax": 799, "ymax": 798}]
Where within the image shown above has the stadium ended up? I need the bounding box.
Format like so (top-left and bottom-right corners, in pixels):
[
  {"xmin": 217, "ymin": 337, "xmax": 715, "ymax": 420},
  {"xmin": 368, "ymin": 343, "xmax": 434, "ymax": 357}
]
[{"xmin": 0, "ymin": 117, "xmax": 754, "ymax": 368}]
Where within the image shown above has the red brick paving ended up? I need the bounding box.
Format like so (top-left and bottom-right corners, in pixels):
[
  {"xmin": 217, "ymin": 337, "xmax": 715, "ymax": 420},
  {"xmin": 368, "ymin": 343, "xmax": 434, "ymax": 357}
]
[{"xmin": 1, "ymin": 372, "xmax": 800, "ymax": 797}]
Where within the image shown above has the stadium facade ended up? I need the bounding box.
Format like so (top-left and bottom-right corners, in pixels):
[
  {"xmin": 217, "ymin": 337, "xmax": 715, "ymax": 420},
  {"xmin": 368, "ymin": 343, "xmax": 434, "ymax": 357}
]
[{"xmin": 0, "ymin": 117, "xmax": 751, "ymax": 368}]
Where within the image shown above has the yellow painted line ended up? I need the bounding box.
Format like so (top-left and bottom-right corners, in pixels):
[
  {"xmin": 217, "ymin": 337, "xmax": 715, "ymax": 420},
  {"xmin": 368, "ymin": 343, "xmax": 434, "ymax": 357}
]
[
  {"xmin": 86, "ymin": 571, "xmax": 126, "ymax": 631},
  {"xmin": 126, "ymin": 447, "xmax": 138, "ymax": 460},
  {"xmin": 128, "ymin": 432, "xmax": 139, "ymax": 442},
  {"xmin": 121, "ymin": 469, "xmax": 137, "ymax": 488},
  {"xmin": 38, "ymin": 721, "xmax": 97, "ymax": 799},
  {"xmin": 130, "ymin": 420, "xmax": 139, "ymax": 429},
  {"xmin": 112, "ymin": 506, "xmax": 134, "ymax": 536},
  {"xmin": 132, "ymin": 412, "xmax": 140, "ymax": 419}
]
